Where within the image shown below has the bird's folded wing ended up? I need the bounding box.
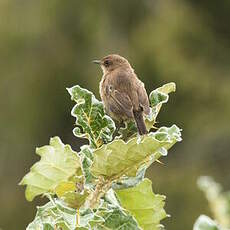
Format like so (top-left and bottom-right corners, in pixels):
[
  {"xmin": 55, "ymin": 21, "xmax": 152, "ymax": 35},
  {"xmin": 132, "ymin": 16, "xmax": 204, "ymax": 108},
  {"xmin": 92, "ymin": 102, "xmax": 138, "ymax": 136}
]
[
  {"xmin": 137, "ymin": 82, "xmax": 150, "ymax": 115},
  {"xmin": 109, "ymin": 89, "xmax": 133, "ymax": 118}
]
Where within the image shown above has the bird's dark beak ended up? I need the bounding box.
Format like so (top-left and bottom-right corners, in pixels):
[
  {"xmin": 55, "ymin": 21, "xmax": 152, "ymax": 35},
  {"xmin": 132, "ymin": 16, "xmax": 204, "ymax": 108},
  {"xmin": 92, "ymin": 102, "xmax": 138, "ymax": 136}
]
[{"xmin": 92, "ymin": 60, "xmax": 101, "ymax": 65}]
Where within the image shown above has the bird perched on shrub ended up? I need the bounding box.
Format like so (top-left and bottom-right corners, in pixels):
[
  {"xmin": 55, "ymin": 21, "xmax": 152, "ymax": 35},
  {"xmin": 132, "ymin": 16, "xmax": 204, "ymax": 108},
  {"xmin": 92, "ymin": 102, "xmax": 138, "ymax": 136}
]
[{"xmin": 93, "ymin": 54, "xmax": 150, "ymax": 135}]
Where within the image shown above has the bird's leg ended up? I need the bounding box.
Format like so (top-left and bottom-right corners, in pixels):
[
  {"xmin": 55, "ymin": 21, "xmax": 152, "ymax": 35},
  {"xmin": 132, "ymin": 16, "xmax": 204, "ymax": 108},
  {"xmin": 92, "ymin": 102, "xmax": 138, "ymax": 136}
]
[{"xmin": 112, "ymin": 121, "xmax": 124, "ymax": 140}]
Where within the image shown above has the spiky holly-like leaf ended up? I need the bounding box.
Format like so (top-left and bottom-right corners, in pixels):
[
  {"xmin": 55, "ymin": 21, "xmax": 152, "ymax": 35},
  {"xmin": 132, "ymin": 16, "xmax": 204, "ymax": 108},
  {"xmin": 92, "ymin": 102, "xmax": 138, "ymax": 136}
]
[
  {"xmin": 26, "ymin": 197, "xmax": 104, "ymax": 230},
  {"xmin": 26, "ymin": 198, "xmax": 77, "ymax": 230},
  {"xmin": 146, "ymin": 82, "xmax": 176, "ymax": 130},
  {"xmin": 96, "ymin": 189, "xmax": 141, "ymax": 230},
  {"xmin": 67, "ymin": 85, "xmax": 115, "ymax": 148},
  {"xmin": 79, "ymin": 145, "xmax": 95, "ymax": 185},
  {"xmin": 98, "ymin": 208, "xmax": 141, "ymax": 230}
]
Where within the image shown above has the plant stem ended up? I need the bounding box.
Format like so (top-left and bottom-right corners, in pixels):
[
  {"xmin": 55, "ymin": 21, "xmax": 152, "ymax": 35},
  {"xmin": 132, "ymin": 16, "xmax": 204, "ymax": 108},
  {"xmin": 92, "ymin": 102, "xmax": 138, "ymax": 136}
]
[{"xmin": 85, "ymin": 177, "xmax": 112, "ymax": 209}]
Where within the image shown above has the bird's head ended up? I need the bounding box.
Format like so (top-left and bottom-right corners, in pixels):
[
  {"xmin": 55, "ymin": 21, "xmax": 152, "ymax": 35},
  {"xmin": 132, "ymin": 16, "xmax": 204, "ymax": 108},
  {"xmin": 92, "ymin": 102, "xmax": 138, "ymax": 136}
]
[{"xmin": 93, "ymin": 54, "xmax": 133, "ymax": 74}]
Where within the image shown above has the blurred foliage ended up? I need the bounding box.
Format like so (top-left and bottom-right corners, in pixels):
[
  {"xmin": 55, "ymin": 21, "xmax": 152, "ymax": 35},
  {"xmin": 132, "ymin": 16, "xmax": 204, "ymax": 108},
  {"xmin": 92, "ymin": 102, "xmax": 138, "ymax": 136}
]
[
  {"xmin": 0, "ymin": 0, "xmax": 230, "ymax": 229},
  {"xmin": 193, "ymin": 177, "xmax": 230, "ymax": 230},
  {"xmin": 193, "ymin": 215, "xmax": 221, "ymax": 230},
  {"xmin": 197, "ymin": 177, "xmax": 230, "ymax": 229}
]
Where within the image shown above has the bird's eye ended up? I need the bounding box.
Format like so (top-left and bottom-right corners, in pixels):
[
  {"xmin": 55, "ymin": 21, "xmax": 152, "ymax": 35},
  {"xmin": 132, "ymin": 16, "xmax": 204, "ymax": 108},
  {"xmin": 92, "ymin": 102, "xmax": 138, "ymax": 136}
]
[{"xmin": 104, "ymin": 60, "xmax": 111, "ymax": 67}]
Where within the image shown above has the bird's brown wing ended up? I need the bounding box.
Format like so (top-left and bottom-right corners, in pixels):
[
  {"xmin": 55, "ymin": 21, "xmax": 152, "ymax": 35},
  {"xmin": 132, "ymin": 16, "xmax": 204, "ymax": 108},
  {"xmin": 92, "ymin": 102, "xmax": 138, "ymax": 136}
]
[
  {"xmin": 103, "ymin": 71, "xmax": 135, "ymax": 120},
  {"xmin": 113, "ymin": 71, "xmax": 150, "ymax": 114},
  {"xmin": 137, "ymin": 81, "xmax": 150, "ymax": 115},
  {"xmin": 108, "ymin": 89, "xmax": 134, "ymax": 119}
]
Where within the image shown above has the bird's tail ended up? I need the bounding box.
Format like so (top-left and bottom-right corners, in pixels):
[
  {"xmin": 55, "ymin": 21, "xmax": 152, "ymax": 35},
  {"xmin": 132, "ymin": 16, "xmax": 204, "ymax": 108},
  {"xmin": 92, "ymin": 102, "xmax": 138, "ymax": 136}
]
[{"xmin": 133, "ymin": 110, "xmax": 148, "ymax": 135}]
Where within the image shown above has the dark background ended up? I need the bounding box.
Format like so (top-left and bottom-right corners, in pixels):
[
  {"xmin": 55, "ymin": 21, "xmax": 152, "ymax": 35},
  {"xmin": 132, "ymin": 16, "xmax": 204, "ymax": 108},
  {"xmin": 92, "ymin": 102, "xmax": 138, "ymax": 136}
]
[{"xmin": 1, "ymin": 0, "xmax": 230, "ymax": 229}]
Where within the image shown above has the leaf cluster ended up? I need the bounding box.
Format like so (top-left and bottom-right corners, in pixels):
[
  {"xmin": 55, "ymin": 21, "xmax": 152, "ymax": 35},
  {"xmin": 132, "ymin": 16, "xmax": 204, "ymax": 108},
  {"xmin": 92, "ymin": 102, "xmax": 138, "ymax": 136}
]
[{"xmin": 20, "ymin": 82, "xmax": 181, "ymax": 229}]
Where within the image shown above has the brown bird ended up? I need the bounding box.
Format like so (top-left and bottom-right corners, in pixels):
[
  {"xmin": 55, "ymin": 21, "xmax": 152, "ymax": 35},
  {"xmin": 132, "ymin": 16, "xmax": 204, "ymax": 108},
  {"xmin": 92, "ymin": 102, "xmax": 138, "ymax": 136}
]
[{"xmin": 93, "ymin": 54, "xmax": 150, "ymax": 135}]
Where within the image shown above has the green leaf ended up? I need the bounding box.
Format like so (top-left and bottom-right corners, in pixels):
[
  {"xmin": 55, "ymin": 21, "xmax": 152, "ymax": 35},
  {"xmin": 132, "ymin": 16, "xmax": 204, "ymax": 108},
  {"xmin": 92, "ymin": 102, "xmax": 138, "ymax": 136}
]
[
  {"xmin": 55, "ymin": 181, "xmax": 76, "ymax": 197},
  {"xmin": 91, "ymin": 125, "xmax": 181, "ymax": 178},
  {"xmin": 193, "ymin": 215, "xmax": 221, "ymax": 230},
  {"xmin": 19, "ymin": 136, "xmax": 82, "ymax": 201},
  {"xmin": 149, "ymin": 82, "xmax": 176, "ymax": 107},
  {"xmin": 118, "ymin": 121, "xmax": 138, "ymax": 141},
  {"xmin": 27, "ymin": 197, "xmax": 105, "ymax": 230},
  {"xmin": 112, "ymin": 166, "xmax": 146, "ymax": 190},
  {"xmin": 79, "ymin": 208, "xmax": 104, "ymax": 229},
  {"xmin": 26, "ymin": 198, "xmax": 77, "ymax": 230},
  {"xmin": 55, "ymin": 181, "xmax": 89, "ymax": 209},
  {"xmin": 99, "ymin": 208, "xmax": 141, "ymax": 230},
  {"xmin": 147, "ymin": 82, "xmax": 176, "ymax": 130},
  {"xmin": 62, "ymin": 190, "xmax": 90, "ymax": 209},
  {"xmin": 116, "ymin": 179, "xmax": 167, "ymax": 230},
  {"xmin": 67, "ymin": 85, "xmax": 115, "ymax": 148},
  {"xmin": 93, "ymin": 191, "xmax": 141, "ymax": 230},
  {"xmin": 79, "ymin": 145, "xmax": 95, "ymax": 185}
]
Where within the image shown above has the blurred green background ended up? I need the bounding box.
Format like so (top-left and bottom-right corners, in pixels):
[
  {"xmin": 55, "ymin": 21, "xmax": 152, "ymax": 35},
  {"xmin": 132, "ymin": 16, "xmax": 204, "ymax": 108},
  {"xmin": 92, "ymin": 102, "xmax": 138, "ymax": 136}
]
[{"xmin": 1, "ymin": 0, "xmax": 230, "ymax": 229}]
